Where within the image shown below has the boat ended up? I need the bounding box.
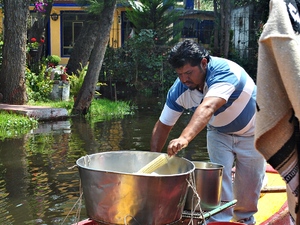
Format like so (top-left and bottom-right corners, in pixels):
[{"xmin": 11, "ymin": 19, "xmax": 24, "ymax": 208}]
[
  {"xmin": 254, "ymin": 164, "xmax": 289, "ymax": 225},
  {"xmin": 72, "ymin": 164, "xmax": 289, "ymax": 225}
]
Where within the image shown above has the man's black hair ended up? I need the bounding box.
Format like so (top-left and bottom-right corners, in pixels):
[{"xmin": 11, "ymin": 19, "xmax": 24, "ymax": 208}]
[{"xmin": 168, "ymin": 39, "xmax": 210, "ymax": 68}]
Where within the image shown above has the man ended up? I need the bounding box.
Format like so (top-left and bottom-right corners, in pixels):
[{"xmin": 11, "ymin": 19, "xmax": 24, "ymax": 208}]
[{"xmin": 150, "ymin": 40, "xmax": 266, "ymax": 224}]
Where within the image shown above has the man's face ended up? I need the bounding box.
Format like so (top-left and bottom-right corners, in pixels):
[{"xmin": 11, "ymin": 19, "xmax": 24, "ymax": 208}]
[{"xmin": 175, "ymin": 59, "xmax": 207, "ymax": 90}]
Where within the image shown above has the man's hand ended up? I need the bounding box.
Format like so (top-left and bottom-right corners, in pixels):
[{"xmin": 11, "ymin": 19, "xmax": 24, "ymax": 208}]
[{"xmin": 167, "ymin": 137, "xmax": 188, "ymax": 156}]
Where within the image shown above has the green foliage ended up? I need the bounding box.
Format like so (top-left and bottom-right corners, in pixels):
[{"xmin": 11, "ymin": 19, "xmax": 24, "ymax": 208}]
[
  {"xmin": 25, "ymin": 64, "xmax": 54, "ymax": 102},
  {"xmin": 127, "ymin": 29, "xmax": 176, "ymax": 91},
  {"xmin": 68, "ymin": 65, "xmax": 87, "ymax": 97},
  {"xmin": 200, "ymin": 0, "xmax": 214, "ymax": 10},
  {"xmin": 0, "ymin": 98, "xmax": 132, "ymax": 140},
  {"xmin": 46, "ymin": 55, "xmax": 61, "ymax": 66},
  {"xmin": 76, "ymin": 0, "xmax": 105, "ymax": 15},
  {"xmin": 99, "ymin": 0, "xmax": 182, "ymax": 94},
  {"xmin": 29, "ymin": 98, "xmax": 133, "ymax": 121},
  {"xmin": 88, "ymin": 98, "xmax": 133, "ymax": 123},
  {"xmin": 126, "ymin": 0, "xmax": 182, "ymax": 45},
  {"xmin": 0, "ymin": 111, "xmax": 38, "ymax": 140},
  {"xmin": 13, "ymin": 99, "xmax": 132, "ymax": 140},
  {"xmin": 101, "ymin": 30, "xmax": 176, "ymax": 93},
  {"xmin": 102, "ymin": 46, "xmax": 135, "ymax": 82}
]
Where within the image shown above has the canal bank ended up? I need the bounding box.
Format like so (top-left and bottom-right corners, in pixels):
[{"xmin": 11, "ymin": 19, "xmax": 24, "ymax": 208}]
[{"xmin": 0, "ymin": 103, "xmax": 68, "ymax": 121}]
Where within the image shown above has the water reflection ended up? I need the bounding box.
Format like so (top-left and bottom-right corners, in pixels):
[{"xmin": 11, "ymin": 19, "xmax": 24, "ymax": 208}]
[{"xmin": 0, "ymin": 95, "xmax": 209, "ymax": 224}]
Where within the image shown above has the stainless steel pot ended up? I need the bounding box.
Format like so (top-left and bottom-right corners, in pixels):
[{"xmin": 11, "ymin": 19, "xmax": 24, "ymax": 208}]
[{"xmin": 76, "ymin": 151, "xmax": 195, "ymax": 225}]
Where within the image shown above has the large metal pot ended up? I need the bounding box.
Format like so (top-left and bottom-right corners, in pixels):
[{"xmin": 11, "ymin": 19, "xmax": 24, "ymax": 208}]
[
  {"xmin": 76, "ymin": 151, "xmax": 195, "ymax": 225},
  {"xmin": 185, "ymin": 161, "xmax": 224, "ymax": 211}
]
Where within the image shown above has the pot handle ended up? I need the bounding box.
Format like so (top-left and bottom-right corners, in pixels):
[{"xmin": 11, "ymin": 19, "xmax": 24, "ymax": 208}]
[{"xmin": 68, "ymin": 155, "xmax": 91, "ymax": 170}]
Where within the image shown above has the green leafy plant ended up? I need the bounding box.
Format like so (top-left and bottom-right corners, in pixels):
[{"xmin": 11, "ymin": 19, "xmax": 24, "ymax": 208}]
[
  {"xmin": 68, "ymin": 65, "xmax": 87, "ymax": 97},
  {"xmin": 25, "ymin": 64, "xmax": 53, "ymax": 102},
  {"xmin": 126, "ymin": 0, "xmax": 182, "ymax": 45},
  {"xmin": 0, "ymin": 111, "xmax": 38, "ymax": 140},
  {"xmin": 102, "ymin": 30, "xmax": 175, "ymax": 93},
  {"xmin": 46, "ymin": 55, "xmax": 61, "ymax": 67}
]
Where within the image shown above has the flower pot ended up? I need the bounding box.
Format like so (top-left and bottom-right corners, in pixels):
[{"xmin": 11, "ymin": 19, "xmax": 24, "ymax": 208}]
[
  {"xmin": 60, "ymin": 74, "xmax": 68, "ymax": 81},
  {"xmin": 29, "ymin": 49, "xmax": 38, "ymax": 57}
]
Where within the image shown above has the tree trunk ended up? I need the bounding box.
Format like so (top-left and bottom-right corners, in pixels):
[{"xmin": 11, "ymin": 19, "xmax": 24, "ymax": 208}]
[
  {"xmin": 213, "ymin": 0, "xmax": 231, "ymax": 57},
  {"xmin": 66, "ymin": 14, "xmax": 104, "ymax": 75},
  {"xmin": 72, "ymin": 0, "xmax": 117, "ymax": 115},
  {"xmin": 213, "ymin": 0, "xmax": 220, "ymax": 56},
  {"xmin": 223, "ymin": 0, "xmax": 231, "ymax": 58},
  {"xmin": 220, "ymin": 0, "xmax": 225, "ymax": 56},
  {"xmin": 0, "ymin": 0, "xmax": 30, "ymax": 104},
  {"xmin": 27, "ymin": 2, "xmax": 52, "ymax": 68}
]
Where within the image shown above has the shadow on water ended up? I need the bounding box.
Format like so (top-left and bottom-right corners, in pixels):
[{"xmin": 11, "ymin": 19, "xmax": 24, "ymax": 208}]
[{"xmin": 0, "ymin": 94, "xmax": 209, "ymax": 224}]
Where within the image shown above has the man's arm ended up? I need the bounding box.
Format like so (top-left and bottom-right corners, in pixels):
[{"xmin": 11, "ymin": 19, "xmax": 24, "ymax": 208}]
[
  {"xmin": 167, "ymin": 96, "xmax": 226, "ymax": 156},
  {"xmin": 150, "ymin": 120, "xmax": 173, "ymax": 152}
]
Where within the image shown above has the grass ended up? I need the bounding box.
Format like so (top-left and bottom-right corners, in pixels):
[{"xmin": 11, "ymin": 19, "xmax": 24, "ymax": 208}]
[
  {"xmin": 29, "ymin": 98, "xmax": 133, "ymax": 118},
  {"xmin": 0, "ymin": 98, "xmax": 133, "ymax": 140},
  {"xmin": 0, "ymin": 111, "xmax": 39, "ymax": 140},
  {"xmin": 90, "ymin": 98, "xmax": 133, "ymax": 117}
]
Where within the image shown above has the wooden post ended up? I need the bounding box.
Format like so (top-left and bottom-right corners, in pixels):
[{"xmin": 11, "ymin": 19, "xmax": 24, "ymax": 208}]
[{"xmin": 114, "ymin": 83, "xmax": 117, "ymax": 101}]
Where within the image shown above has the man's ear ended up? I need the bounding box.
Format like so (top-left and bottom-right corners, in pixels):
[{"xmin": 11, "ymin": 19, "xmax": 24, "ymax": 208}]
[{"xmin": 200, "ymin": 58, "xmax": 208, "ymax": 69}]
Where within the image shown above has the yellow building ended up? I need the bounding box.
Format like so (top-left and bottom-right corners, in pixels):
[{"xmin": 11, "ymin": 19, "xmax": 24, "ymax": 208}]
[
  {"xmin": 29, "ymin": 0, "xmax": 128, "ymax": 64},
  {"xmin": 29, "ymin": 0, "xmax": 213, "ymax": 65}
]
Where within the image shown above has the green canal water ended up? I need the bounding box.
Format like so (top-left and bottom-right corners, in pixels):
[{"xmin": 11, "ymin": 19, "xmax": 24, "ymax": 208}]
[{"xmin": 0, "ymin": 95, "xmax": 208, "ymax": 224}]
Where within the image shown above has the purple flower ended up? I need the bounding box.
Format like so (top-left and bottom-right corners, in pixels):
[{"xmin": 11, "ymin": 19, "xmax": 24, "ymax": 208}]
[{"xmin": 34, "ymin": 1, "xmax": 48, "ymax": 13}]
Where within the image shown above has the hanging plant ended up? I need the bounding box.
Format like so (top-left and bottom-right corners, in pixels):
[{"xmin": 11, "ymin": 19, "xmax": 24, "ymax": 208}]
[{"xmin": 27, "ymin": 37, "xmax": 44, "ymax": 52}]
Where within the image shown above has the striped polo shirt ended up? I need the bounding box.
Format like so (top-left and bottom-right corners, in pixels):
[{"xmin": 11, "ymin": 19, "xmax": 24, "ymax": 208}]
[{"xmin": 159, "ymin": 56, "xmax": 256, "ymax": 136}]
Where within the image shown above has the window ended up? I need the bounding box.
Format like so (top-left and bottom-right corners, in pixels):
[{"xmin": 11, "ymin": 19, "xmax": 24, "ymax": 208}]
[
  {"xmin": 179, "ymin": 19, "xmax": 214, "ymax": 44},
  {"xmin": 61, "ymin": 11, "xmax": 87, "ymax": 56}
]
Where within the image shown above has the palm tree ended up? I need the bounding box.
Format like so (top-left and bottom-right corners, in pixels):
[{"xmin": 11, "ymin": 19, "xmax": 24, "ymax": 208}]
[{"xmin": 126, "ymin": 0, "xmax": 182, "ymax": 45}]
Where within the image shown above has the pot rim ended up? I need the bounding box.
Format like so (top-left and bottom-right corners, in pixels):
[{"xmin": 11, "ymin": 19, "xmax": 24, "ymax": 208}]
[{"xmin": 76, "ymin": 150, "xmax": 195, "ymax": 177}]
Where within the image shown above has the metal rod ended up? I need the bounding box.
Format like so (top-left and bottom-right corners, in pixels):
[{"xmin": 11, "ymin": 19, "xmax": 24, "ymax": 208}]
[{"xmin": 202, "ymin": 199, "xmax": 237, "ymax": 220}]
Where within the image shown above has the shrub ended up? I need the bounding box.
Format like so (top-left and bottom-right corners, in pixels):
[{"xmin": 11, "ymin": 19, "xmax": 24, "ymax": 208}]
[
  {"xmin": 25, "ymin": 64, "xmax": 53, "ymax": 102},
  {"xmin": 101, "ymin": 30, "xmax": 176, "ymax": 94}
]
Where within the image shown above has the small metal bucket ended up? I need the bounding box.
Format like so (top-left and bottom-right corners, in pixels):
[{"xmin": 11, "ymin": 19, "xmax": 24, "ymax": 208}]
[
  {"xmin": 76, "ymin": 151, "xmax": 195, "ymax": 225},
  {"xmin": 185, "ymin": 161, "xmax": 224, "ymax": 211}
]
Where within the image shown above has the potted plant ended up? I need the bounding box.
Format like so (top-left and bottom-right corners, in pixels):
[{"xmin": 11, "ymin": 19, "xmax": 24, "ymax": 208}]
[
  {"xmin": 46, "ymin": 55, "xmax": 61, "ymax": 80},
  {"xmin": 46, "ymin": 55, "xmax": 61, "ymax": 68},
  {"xmin": 59, "ymin": 66, "xmax": 68, "ymax": 81},
  {"xmin": 27, "ymin": 37, "xmax": 44, "ymax": 56},
  {"xmin": 28, "ymin": 37, "xmax": 39, "ymax": 50}
]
